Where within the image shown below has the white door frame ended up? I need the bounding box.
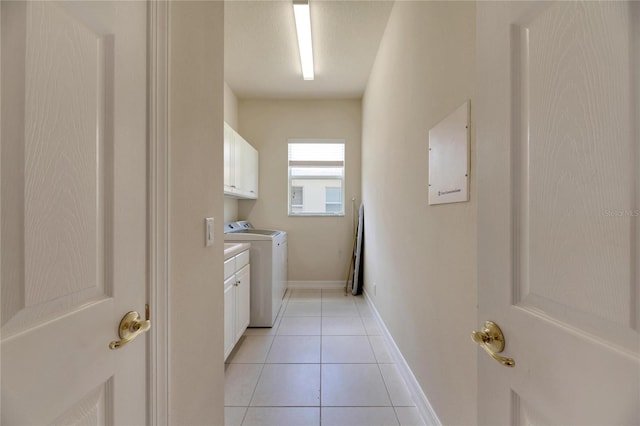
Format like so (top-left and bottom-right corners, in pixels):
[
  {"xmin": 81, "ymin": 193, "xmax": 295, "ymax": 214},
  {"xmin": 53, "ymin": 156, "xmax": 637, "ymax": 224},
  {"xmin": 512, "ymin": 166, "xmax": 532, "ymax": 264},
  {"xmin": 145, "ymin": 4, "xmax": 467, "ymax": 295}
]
[{"xmin": 148, "ymin": 1, "xmax": 170, "ymax": 424}]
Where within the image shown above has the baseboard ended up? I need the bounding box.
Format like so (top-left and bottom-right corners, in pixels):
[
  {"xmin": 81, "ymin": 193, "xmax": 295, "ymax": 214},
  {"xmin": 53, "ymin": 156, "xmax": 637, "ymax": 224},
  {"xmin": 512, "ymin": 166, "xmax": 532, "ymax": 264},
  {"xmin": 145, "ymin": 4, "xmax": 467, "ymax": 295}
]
[
  {"xmin": 287, "ymin": 280, "xmax": 348, "ymax": 290},
  {"xmin": 363, "ymin": 289, "xmax": 442, "ymax": 426}
]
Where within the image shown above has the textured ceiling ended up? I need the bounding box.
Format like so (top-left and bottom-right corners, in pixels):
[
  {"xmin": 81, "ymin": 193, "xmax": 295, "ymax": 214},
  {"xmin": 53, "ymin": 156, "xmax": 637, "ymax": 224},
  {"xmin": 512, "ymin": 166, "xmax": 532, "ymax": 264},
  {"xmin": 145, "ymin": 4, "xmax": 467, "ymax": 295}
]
[{"xmin": 224, "ymin": 0, "xmax": 394, "ymax": 99}]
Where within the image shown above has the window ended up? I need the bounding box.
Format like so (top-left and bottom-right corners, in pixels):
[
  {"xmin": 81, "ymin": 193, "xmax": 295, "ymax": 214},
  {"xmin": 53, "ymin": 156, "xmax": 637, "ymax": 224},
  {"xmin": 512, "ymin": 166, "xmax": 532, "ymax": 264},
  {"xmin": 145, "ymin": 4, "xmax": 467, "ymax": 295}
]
[
  {"xmin": 288, "ymin": 140, "xmax": 345, "ymax": 216},
  {"xmin": 325, "ymin": 187, "xmax": 342, "ymax": 213}
]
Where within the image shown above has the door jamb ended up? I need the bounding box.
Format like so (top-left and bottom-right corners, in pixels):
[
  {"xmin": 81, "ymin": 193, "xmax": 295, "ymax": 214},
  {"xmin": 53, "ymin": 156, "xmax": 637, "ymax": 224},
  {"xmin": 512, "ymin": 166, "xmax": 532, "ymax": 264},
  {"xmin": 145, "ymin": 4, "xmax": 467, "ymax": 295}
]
[{"xmin": 148, "ymin": 1, "xmax": 170, "ymax": 424}]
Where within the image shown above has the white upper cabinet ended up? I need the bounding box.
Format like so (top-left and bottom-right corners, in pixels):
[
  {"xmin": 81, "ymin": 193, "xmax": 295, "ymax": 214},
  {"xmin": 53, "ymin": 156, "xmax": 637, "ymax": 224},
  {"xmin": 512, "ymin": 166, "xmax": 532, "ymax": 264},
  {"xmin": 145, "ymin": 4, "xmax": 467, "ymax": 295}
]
[{"xmin": 224, "ymin": 122, "xmax": 259, "ymax": 199}]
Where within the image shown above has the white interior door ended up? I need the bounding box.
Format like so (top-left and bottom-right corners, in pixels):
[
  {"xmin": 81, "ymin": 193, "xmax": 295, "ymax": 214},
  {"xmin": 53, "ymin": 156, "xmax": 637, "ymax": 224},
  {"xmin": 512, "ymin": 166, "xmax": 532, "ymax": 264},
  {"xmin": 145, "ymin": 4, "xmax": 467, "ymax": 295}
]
[
  {"xmin": 477, "ymin": 1, "xmax": 639, "ymax": 424},
  {"xmin": 1, "ymin": 1, "xmax": 148, "ymax": 424}
]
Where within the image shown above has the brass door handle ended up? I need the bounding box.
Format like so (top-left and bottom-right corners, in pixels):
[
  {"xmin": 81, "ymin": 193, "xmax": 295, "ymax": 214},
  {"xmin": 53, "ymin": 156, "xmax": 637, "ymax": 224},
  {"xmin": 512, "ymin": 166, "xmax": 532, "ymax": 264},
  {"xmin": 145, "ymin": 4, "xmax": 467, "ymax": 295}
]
[
  {"xmin": 109, "ymin": 306, "xmax": 151, "ymax": 350},
  {"xmin": 471, "ymin": 321, "xmax": 515, "ymax": 367}
]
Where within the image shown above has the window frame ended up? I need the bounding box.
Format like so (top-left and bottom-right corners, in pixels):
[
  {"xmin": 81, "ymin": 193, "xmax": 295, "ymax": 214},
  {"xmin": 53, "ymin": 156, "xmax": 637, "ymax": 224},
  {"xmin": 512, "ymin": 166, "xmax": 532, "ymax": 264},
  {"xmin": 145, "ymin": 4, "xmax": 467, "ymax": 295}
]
[{"xmin": 287, "ymin": 139, "xmax": 346, "ymax": 217}]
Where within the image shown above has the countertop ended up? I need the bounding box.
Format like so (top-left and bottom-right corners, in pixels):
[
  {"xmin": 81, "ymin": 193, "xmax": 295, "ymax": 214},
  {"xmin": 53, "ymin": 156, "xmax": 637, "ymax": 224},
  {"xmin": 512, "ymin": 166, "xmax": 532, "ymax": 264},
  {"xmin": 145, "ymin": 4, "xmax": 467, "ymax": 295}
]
[{"xmin": 224, "ymin": 242, "xmax": 251, "ymax": 260}]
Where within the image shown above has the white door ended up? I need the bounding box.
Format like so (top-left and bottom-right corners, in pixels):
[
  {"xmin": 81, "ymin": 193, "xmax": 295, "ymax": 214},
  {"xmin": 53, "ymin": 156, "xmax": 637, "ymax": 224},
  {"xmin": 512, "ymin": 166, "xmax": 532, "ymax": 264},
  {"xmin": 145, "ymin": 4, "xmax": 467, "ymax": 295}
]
[
  {"xmin": 476, "ymin": 1, "xmax": 639, "ymax": 424},
  {"xmin": 1, "ymin": 1, "xmax": 148, "ymax": 424}
]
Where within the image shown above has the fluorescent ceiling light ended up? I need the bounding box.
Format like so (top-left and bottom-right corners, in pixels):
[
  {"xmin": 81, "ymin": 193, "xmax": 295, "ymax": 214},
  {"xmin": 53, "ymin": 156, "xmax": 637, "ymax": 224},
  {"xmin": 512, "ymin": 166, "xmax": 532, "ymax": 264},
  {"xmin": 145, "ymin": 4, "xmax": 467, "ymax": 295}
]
[{"xmin": 293, "ymin": 0, "xmax": 314, "ymax": 80}]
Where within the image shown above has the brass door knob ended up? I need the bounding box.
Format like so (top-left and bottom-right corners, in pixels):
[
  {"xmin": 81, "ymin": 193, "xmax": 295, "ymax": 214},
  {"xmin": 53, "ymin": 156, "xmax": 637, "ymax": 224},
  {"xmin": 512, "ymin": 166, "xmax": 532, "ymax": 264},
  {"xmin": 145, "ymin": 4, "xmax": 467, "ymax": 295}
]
[
  {"xmin": 471, "ymin": 321, "xmax": 515, "ymax": 367},
  {"xmin": 109, "ymin": 307, "xmax": 151, "ymax": 350}
]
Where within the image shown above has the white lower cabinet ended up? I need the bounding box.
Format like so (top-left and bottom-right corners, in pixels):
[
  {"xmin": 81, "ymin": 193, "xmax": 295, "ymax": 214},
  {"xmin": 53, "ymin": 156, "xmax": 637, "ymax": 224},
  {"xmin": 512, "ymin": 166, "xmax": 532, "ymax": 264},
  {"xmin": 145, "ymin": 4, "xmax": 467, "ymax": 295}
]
[{"xmin": 224, "ymin": 249, "xmax": 251, "ymax": 360}]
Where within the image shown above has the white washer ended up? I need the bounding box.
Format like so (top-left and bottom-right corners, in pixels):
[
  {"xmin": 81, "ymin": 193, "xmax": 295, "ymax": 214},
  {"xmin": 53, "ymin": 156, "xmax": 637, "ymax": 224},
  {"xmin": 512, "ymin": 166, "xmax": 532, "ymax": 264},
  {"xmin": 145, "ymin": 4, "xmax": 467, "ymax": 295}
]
[{"xmin": 224, "ymin": 221, "xmax": 287, "ymax": 327}]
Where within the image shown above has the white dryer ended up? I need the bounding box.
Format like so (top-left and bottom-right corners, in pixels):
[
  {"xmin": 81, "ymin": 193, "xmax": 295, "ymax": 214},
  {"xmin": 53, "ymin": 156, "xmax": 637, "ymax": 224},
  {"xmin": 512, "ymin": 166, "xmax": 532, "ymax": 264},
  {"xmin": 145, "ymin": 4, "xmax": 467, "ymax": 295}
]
[{"xmin": 223, "ymin": 221, "xmax": 287, "ymax": 327}]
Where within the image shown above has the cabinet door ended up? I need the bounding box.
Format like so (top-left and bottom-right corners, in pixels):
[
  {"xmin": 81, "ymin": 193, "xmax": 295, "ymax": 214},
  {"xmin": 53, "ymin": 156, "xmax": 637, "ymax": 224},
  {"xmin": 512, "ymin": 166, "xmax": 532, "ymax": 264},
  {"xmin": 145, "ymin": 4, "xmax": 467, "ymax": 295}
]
[
  {"xmin": 245, "ymin": 144, "xmax": 259, "ymax": 199},
  {"xmin": 224, "ymin": 124, "xmax": 259, "ymax": 199},
  {"xmin": 223, "ymin": 122, "xmax": 234, "ymax": 192},
  {"xmin": 224, "ymin": 275, "xmax": 236, "ymax": 359},
  {"xmin": 235, "ymin": 264, "xmax": 251, "ymax": 341},
  {"xmin": 276, "ymin": 241, "xmax": 288, "ymax": 300},
  {"xmin": 233, "ymin": 134, "xmax": 246, "ymax": 194}
]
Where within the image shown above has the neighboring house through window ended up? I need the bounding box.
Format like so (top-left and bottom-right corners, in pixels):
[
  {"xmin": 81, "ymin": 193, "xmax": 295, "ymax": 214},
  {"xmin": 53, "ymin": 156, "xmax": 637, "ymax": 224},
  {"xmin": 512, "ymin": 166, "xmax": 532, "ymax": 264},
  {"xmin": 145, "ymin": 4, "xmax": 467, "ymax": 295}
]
[
  {"xmin": 288, "ymin": 140, "xmax": 345, "ymax": 216},
  {"xmin": 291, "ymin": 186, "xmax": 304, "ymax": 213}
]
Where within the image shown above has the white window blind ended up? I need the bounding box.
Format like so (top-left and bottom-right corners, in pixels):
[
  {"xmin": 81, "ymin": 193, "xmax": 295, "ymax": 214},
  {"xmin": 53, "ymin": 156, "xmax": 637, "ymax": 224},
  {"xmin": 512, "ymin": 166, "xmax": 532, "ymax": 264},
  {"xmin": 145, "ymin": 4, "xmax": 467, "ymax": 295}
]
[{"xmin": 289, "ymin": 143, "xmax": 344, "ymax": 162}]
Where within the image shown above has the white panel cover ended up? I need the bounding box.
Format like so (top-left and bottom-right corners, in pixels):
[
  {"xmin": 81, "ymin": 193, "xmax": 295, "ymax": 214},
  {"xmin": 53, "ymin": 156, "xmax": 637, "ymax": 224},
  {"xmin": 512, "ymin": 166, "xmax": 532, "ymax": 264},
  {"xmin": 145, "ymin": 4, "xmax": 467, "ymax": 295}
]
[{"xmin": 428, "ymin": 101, "xmax": 470, "ymax": 205}]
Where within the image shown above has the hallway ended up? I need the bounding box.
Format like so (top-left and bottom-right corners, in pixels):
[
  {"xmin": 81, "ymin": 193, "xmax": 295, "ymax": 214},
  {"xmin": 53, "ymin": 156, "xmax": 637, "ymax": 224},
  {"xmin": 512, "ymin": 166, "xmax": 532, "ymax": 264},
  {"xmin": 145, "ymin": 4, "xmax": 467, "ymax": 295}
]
[{"xmin": 224, "ymin": 289, "xmax": 426, "ymax": 426}]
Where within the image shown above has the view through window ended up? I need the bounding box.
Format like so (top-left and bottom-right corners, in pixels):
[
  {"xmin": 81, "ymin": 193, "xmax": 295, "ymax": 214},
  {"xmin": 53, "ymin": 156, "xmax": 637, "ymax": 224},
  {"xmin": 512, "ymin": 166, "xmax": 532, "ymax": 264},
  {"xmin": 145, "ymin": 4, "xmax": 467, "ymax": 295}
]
[{"xmin": 288, "ymin": 140, "xmax": 345, "ymax": 216}]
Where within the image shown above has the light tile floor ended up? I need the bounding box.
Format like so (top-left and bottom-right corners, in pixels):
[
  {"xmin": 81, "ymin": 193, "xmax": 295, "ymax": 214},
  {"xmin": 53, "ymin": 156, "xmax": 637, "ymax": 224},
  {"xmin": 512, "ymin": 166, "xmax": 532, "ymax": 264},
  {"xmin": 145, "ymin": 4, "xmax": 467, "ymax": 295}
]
[{"xmin": 224, "ymin": 289, "xmax": 426, "ymax": 426}]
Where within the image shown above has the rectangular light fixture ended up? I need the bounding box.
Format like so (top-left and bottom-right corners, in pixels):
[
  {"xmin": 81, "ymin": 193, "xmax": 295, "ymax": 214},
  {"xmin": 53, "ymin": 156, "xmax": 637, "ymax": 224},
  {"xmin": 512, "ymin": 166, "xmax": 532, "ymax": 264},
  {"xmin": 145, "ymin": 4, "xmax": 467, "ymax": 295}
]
[{"xmin": 293, "ymin": 0, "xmax": 314, "ymax": 80}]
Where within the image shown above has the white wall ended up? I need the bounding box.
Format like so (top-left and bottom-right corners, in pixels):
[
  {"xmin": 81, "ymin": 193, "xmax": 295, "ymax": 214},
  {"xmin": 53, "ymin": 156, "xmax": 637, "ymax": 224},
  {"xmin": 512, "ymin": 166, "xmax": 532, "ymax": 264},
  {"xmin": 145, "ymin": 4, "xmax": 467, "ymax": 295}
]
[
  {"xmin": 238, "ymin": 99, "xmax": 361, "ymax": 282},
  {"xmin": 224, "ymin": 82, "xmax": 239, "ymax": 222},
  {"xmin": 169, "ymin": 2, "xmax": 224, "ymax": 424},
  {"xmin": 224, "ymin": 81, "xmax": 239, "ymax": 129},
  {"xmin": 224, "ymin": 196, "xmax": 238, "ymax": 223},
  {"xmin": 361, "ymin": 2, "xmax": 477, "ymax": 425}
]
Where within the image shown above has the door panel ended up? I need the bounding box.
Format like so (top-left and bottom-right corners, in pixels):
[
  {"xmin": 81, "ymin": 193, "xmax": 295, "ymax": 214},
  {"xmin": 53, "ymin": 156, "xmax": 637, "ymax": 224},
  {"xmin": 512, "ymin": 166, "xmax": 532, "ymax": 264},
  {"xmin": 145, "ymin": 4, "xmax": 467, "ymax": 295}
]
[
  {"xmin": 51, "ymin": 380, "xmax": 112, "ymax": 426},
  {"xmin": 1, "ymin": 1, "xmax": 147, "ymax": 424},
  {"xmin": 477, "ymin": 1, "xmax": 639, "ymax": 424},
  {"xmin": 2, "ymin": 302, "xmax": 114, "ymax": 424},
  {"xmin": 2, "ymin": 0, "xmax": 112, "ymax": 337},
  {"xmin": 513, "ymin": 1, "xmax": 637, "ymax": 348}
]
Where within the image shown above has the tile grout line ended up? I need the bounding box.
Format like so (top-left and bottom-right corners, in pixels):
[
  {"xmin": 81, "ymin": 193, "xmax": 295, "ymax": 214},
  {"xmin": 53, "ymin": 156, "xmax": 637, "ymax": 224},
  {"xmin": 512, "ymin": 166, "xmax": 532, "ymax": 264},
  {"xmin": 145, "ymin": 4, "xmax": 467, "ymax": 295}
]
[
  {"xmin": 361, "ymin": 292, "xmax": 397, "ymax": 416},
  {"xmin": 319, "ymin": 288, "xmax": 325, "ymax": 424},
  {"xmin": 233, "ymin": 290, "xmax": 408, "ymax": 425},
  {"xmin": 361, "ymin": 292, "xmax": 401, "ymax": 424},
  {"xmin": 237, "ymin": 340, "xmax": 273, "ymax": 423},
  {"xmin": 238, "ymin": 290, "xmax": 289, "ymax": 425},
  {"xmin": 376, "ymin": 361, "xmax": 402, "ymax": 424}
]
